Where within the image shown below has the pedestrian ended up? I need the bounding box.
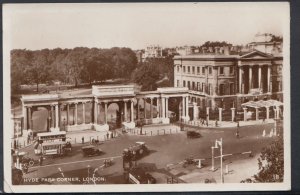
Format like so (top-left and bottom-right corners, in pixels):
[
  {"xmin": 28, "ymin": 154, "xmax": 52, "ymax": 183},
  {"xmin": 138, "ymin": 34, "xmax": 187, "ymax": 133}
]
[
  {"xmin": 82, "ymin": 136, "xmax": 84, "ymax": 144},
  {"xmin": 215, "ymin": 120, "xmax": 218, "ymax": 127},
  {"xmin": 14, "ymin": 140, "xmax": 17, "ymax": 150},
  {"xmin": 39, "ymin": 155, "xmax": 44, "ymax": 166},
  {"xmin": 106, "ymin": 132, "xmax": 109, "ymax": 140},
  {"xmin": 236, "ymin": 128, "xmax": 240, "ymax": 138}
]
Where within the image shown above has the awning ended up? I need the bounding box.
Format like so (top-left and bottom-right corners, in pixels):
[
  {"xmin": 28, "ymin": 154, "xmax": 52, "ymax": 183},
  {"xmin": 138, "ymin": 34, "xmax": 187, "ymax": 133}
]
[{"xmin": 241, "ymin": 99, "xmax": 283, "ymax": 109}]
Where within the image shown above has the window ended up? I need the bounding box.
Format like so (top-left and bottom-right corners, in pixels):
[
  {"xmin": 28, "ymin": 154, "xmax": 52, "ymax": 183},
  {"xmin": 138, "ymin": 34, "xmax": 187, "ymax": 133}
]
[
  {"xmin": 197, "ymin": 67, "xmax": 200, "ymax": 74},
  {"xmin": 192, "ymin": 66, "xmax": 195, "ymax": 74},
  {"xmin": 208, "ymin": 84, "xmax": 212, "ymax": 95},
  {"xmin": 230, "ymin": 66, "xmax": 234, "ymax": 75},
  {"xmin": 202, "ymin": 67, "xmax": 205, "ymax": 75},
  {"xmin": 187, "ymin": 81, "xmax": 190, "ymax": 89},
  {"xmin": 219, "ymin": 67, "xmax": 224, "ymax": 75},
  {"xmin": 188, "ymin": 66, "xmax": 190, "ymax": 73},
  {"xmin": 177, "ymin": 80, "xmax": 180, "ymax": 87},
  {"xmin": 197, "ymin": 82, "xmax": 200, "ymax": 91},
  {"xmin": 202, "ymin": 83, "xmax": 205, "ymax": 92},
  {"xmin": 209, "ymin": 67, "xmax": 212, "ymax": 75},
  {"xmin": 183, "ymin": 66, "xmax": 186, "ymax": 73},
  {"xmin": 183, "ymin": 80, "xmax": 186, "ymax": 87},
  {"xmin": 192, "ymin": 82, "xmax": 195, "ymax": 90},
  {"xmin": 219, "ymin": 84, "xmax": 225, "ymax": 95},
  {"xmin": 177, "ymin": 66, "xmax": 180, "ymax": 72},
  {"xmin": 230, "ymin": 83, "xmax": 234, "ymax": 95}
]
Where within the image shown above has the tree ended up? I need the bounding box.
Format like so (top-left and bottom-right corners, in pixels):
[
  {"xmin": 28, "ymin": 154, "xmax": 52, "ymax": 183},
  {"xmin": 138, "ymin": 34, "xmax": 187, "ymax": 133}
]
[
  {"xmin": 23, "ymin": 49, "xmax": 52, "ymax": 92},
  {"xmin": 132, "ymin": 62, "xmax": 160, "ymax": 91},
  {"xmin": 241, "ymin": 135, "xmax": 284, "ymax": 183},
  {"xmin": 11, "ymin": 49, "xmax": 33, "ymax": 93}
]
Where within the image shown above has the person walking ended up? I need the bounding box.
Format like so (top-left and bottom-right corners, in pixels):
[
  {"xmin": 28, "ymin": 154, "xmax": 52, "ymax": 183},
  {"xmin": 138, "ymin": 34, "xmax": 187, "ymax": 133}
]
[
  {"xmin": 82, "ymin": 136, "xmax": 84, "ymax": 144},
  {"xmin": 39, "ymin": 155, "xmax": 44, "ymax": 166},
  {"xmin": 236, "ymin": 121, "xmax": 240, "ymax": 138}
]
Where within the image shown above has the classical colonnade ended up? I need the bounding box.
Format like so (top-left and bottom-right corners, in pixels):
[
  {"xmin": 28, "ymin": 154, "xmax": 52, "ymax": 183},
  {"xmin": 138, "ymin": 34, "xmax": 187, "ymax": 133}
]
[
  {"xmin": 21, "ymin": 86, "xmax": 191, "ymax": 132},
  {"xmin": 238, "ymin": 64, "xmax": 271, "ymax": 94}
]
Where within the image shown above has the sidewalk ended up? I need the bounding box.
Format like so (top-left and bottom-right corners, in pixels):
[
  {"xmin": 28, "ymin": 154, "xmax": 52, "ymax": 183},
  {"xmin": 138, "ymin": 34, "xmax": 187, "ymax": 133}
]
[
  {"xmin": 66, "ymin": 130, "xmax": 118, "ymax": 144},
  {"xmin": 183, "ymin": 119, "xmax": 275, "ymax": 129}
]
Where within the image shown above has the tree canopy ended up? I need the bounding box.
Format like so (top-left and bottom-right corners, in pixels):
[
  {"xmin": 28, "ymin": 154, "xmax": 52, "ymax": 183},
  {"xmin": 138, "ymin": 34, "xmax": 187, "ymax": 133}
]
[{"xmin": 11, "ymin": 47, "xmax": 138, "ymax": 93}]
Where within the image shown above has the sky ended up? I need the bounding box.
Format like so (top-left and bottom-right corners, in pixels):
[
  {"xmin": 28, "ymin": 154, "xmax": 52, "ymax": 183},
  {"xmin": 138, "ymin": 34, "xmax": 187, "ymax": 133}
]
[{"xmin": 3, "ymin": 2, "xmax": 289, "ymax": 50}]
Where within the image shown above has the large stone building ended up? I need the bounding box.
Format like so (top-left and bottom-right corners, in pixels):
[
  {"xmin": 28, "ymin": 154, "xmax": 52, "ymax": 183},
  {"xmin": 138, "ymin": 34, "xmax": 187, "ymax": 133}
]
[{"xmin": 173, "ymin": 39, "xmax": 283, "ymax": 114}]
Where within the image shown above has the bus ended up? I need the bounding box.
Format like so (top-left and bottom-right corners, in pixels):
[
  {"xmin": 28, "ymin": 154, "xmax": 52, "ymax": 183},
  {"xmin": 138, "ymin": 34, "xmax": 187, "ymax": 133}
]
[
  {"xmin": 37, "ymin": 131, "xmax": 67, "ymax": 143},
  {"xmin": 41, "ymin": 141, "xmax": 71, "ymax": 156}
]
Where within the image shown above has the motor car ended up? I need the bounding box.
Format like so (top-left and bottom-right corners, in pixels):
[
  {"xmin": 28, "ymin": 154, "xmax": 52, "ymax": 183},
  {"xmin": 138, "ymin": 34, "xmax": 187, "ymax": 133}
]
[
  {"xmin": 82, "ymin": 145, "xmax": 103, "ymax": 157},
  {"xmin": 128, "ymin": 141, "xmax": 149, "ymax": 159},
  {"xmin": 187, "ymin": 130, "xmax": 201, "ymax": 138}
]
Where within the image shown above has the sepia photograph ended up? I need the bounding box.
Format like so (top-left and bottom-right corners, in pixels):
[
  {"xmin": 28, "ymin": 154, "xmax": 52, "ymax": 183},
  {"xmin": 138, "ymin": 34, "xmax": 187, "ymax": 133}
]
[{"xmin": 3, "ymin": 2, "xmax": 290, "ymax": 192}]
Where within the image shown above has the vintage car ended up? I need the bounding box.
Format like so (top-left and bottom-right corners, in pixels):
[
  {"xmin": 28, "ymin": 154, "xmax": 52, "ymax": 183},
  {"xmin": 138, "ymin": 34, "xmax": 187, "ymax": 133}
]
[
  {"xmin": 82, "ymin": 145, "xmax": 103, "ymax": 157},
  {"xmin": 128, "ymin": 141, "xmax": 149, "ymax": 159},
  {"xmin": 187, "ymin": 130, "xmax": 201, "ymax": 138}
]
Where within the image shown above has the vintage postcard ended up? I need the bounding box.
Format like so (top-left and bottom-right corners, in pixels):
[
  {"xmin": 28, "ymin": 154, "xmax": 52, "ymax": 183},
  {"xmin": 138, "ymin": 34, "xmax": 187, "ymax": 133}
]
[{"xmin": 3, "ymin": 2, "xmax": 291, "ymax": 192}]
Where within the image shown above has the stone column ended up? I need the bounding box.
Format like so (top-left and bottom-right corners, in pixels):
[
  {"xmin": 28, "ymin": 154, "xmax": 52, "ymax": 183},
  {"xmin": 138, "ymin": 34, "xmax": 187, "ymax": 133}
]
[
  {"xmin": 75, "ymin": 103, "xmax": 78, "ymax": 125},
  {"xmin": 276, "ymin": 106, "xmax": 280, "ymax": 119},
  {"xmin": 193, "ymin": 102, "xmax": 198, "ymax": 120},
  {"xmin": 130, "ymin": 100, "xmax": 134, "ymax": 122},
  {"xmin": 51, "ymin": 105, "xmax": 55, "ymax": 128},
  {"xmin": 104, "ymin": 102, "xmax": 108, "ymax": 124},
  {"xmin": 239, "ymin": 66, "xmax": 243, "ymax": 94},
  {"xmin": 23, "ymin": 106, "xmax": 27, "ymax": 130},
  {"xmin": 143, "ymin": 99, "xmax": 146, "ymax": 119},
  {"xmin": 185, "ymin": 96, "xmax": 189, "ymax": 119},
  {"xmin": 124, "ymin": 101, "xmax": 127, "ymax": 122},
  {"xmin": 165, "ymin": 98, "xmax": 169, "ymax": 118},
  {"xmin": 67, "ymin": 104, "xmax": 70, "ymax": 125},
  {"xmin": 182, "ymin": 97, "xmax": 185, "ymax": 119},
  {"xmin": 97, "ymin": 103, "xmax": 100, "ymax": 124},
  {"xmin": 157, "ymin": 98, "xmax": 160, "ymax": 118},
  {"xmin": 249, "ymin": 66, "xmax": 252, "ymax": 91},
  {"xmin": 94, "ymin": 101, "xmax": 98, "ymax": 124},
  {"xmin": 231, "ymin": 108, "xmax": 236, "ymax": 122},
  {"xmin": 258, "ymin": 66, "xmax": 262, "ymax": 89},
  {"xmin": 150, "ymin": 98, "xmax": 153, "ymax": 119},
  {"xmin": 255, "ymin": 108, "xmax": 259, "ymax": 121},
  {"xmin": 266, "ymin": 106, "xmax": 270, "ymax": 119},
  {"xmin": 136, "ymin": 98, "xmax": 140, "ymax": 120},
  {"xmin": 82, "ymin": 102, "xmax": 86, "ymax": 124},
  {"xmin": 206, "ymin": 107, "xmax": 210, "ymax": 121},
  {"xmin": 218, "ymin": 108, "xmax": 223, "ymax": 122},
  {"xmin": 55, "ymin": 104, "xmax": 59, "ymax": 128},
  {"xmin": 243, "ymin": 107, "xmax": 247, "ymax": 121},
  {"xmin": 161, "ymin": 97, "xmax": 165, "ymax": 118},
  {"xmin": 28, "ymin": 107, "xmax": 32, "ymax": 130},
  {"xmin": 267, "ymin": 65, "xmax": 271, "ymax": 92}
]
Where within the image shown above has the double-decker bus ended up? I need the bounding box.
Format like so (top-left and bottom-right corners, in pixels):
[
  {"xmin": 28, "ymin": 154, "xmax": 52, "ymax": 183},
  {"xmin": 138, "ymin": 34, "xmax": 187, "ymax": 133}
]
[{"xmin": 37, "ymin": 131, "xmax": 66, "ymax": 143}]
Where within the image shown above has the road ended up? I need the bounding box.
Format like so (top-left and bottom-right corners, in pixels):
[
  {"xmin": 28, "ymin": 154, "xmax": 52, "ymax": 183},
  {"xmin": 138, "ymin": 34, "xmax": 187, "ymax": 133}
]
[{"xmin": 18, "ymin": 122, "xmax": 277, "ymax": 184}]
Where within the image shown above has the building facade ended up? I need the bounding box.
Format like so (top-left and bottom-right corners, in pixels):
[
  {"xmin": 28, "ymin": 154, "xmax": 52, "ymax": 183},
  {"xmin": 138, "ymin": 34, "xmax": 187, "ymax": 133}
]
[{"xmin": 173, "ymin": 49, "xmax": 283, "ymax": 113}]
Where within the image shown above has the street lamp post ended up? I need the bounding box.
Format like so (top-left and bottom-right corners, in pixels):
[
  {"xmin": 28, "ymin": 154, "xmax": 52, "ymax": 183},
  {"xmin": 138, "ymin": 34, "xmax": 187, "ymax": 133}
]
[
  {"xmin": 63, "ymin": 118, "xmax": 66, "ymax": 132},
  {"xmin": 87, "ymin": 165, "xmax": 90, "ymax": 184},
  {"xmin": 215, "ymin": 138, "xmax": 224, "ymax": 183},
  {"xmin": 210, "ymin": 146, "xmax": 216, "ymax": 171}
]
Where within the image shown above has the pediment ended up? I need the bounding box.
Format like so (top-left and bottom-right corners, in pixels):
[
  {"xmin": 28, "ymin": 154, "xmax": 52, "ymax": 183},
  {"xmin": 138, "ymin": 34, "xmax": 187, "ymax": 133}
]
[{"xmin": 239, "ymin": 50, "xmax": 273, "ymax": 60}]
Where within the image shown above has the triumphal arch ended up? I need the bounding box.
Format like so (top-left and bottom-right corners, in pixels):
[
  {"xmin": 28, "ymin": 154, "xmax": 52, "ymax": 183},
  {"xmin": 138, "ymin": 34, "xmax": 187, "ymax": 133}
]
[{"xmin": 21, "ymin": 85, "xmax": 194, "ymax": 134}]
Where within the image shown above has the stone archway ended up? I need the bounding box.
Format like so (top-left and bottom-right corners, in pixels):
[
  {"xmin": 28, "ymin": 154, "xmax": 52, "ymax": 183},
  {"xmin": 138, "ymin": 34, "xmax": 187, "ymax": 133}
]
[
  {"xmin": 106, "ymin": 102, "xmax": 122, "ymax": 129},
  {"xmin": 31, "ymin": 106, "xmax": 50, "ymax": 132}
]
